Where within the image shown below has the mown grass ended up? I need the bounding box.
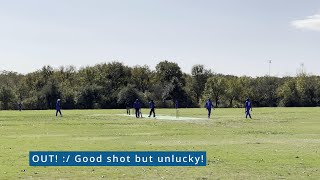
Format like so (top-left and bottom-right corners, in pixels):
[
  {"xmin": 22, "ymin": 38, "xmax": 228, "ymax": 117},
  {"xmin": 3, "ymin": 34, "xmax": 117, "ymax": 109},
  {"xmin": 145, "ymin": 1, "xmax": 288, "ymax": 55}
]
[{"xmin": 0, "ymin": 108, "xmax": 319, "ymax": 179}]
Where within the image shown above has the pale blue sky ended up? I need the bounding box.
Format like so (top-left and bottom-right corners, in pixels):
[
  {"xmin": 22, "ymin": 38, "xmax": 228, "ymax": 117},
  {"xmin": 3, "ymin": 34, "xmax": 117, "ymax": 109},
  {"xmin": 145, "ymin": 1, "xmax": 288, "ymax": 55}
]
[{"xmin": 0, "ymin": 0, "xmax": 320, "ymax": 77}]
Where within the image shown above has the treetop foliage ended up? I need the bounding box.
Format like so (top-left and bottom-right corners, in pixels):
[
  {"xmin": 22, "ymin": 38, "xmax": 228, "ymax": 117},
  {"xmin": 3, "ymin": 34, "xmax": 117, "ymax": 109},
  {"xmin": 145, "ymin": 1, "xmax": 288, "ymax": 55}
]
[{"xmin": 0, "ymin": 61, "xmax": 319, "ymax": 110}]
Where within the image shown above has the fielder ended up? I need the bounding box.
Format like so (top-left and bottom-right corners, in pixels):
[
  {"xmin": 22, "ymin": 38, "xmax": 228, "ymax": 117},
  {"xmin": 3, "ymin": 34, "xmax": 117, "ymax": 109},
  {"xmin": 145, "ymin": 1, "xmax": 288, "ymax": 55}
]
[
  {"xmin": 133, "ymin": 99, "xmax": 141, "ymax": 118},
  {"xmin": 56, "ymin": 99, "xmax": 62, "ymax": 117},
  {"xmin": 148, "ymin": 100, "xmax": 156, "ymax": 117},
  {"xmin": 205, "ymin": 98, "xmax": 214, "ymax": 118},
  {"xmin": 245, "ymin": 98, "xmax": 252, "ymax": 119},
  {"xmin": 125, "ymin": 101, "xmax": 130, "ymax": 115},
  {"xmin": 175, "ymin": 100, "xmax": 179, "ymax": 118},
  {"xmin": 18, "ymin": 101, "xmax": 22, "ymax": 111}
]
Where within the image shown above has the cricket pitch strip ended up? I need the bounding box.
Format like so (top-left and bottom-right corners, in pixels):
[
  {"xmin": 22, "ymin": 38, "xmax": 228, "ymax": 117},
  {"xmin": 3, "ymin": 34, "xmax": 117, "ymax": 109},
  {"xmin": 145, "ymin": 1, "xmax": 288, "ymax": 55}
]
[{"xmin": 117, "ymin": 114, "xmax": 208, "ymax": 121}]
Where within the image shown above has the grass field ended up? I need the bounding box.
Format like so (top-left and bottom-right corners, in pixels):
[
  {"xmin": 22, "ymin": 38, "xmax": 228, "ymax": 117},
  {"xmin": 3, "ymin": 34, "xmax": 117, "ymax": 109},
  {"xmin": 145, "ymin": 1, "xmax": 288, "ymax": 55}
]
[{"xmin": 0, "ymin": 108, "xmax": 319, "ymax": 179}]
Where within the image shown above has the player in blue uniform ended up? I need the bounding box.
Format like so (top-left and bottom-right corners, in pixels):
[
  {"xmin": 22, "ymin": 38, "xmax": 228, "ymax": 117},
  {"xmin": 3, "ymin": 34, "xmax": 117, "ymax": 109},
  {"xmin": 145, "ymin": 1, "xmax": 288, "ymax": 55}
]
[
  {"xmin": 56, "ymin": 99, "xmax": 62, "ymax": 117},
  {"xmin": 245, "ymin": 98, "xmax": 252, "ymax": 119},
  {"xmin": 133, "ymin": 99, "xmax": 141, "ymax": 118},
  {"xmin": 205, "ymin": 98, "xmax": 214, "ymax": 118},
  {"xmin": 175, "ymin": 100, "xmax": 179, "ymax": 109},
  {"xmin": 18, "ymin": 101, "xmax": 22, "ymax": 111},
  {"xmin": 148, "ymin": 100, "xmax": 156, "ymax": 117}
]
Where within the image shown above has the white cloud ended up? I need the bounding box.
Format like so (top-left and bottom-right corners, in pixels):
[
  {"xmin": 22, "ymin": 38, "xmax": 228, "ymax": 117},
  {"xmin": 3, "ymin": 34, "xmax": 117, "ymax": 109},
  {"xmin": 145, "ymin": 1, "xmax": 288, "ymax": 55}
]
[{"xmin": 291, "ymin": 13, "xmax": 320, "ymax": 31}]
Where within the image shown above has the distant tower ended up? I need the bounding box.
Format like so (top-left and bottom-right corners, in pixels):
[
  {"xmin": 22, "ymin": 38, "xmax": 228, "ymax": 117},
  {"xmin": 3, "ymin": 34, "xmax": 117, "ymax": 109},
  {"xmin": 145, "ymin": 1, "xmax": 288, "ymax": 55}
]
[
  {"xmin": 268, "ymin": 60, "xmax": 272, "ymax": 76},
  {"xmin": 300, "ymin": 63, "xmax": 305, "ymax": 74}
]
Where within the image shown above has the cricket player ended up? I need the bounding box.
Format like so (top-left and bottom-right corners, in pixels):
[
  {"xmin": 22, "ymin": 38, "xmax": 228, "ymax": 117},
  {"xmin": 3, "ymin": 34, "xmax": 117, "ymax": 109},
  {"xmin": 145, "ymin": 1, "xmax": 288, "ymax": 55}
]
[
  {"xmin": 133, "ymin": 99, "xmax": 141, "ymax": 118},
  {"xmin": 175, "ymin": 100, "xmax": 179, "ymax": 118},
  {"xmin": 148, "ymin": 100, "xmax": 156, "ymax": 117},
  {"xmin": 56, "ymin": 99, "xmax": 62, "ymax": 117},
  {"xmin": 205, "ymin": 98, "xmax": 214, "ymax": 118},
  {"xmin": 18, "ymin": 101, "xmax": 22, "ymax": 111},
  {"xmin": 175, "ymin": 100, "xmax": 179, "ymax": 109},
  {"xmin": 125, "ymin": 101, "xmax": 130, "ymax": 115},
  {"xmin": 245, "ymin": 98, "xmax": 252, "ymax": 119}
]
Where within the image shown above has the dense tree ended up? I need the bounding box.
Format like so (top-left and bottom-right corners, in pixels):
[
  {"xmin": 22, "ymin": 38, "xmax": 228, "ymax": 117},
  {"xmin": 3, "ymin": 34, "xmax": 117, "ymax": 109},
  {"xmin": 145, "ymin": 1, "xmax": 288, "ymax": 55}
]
[
  {"xmin": 203, "ymin": 76, "xmax": 227, "ymax": 107},
  {"xmin": 95, "ymin": 62, "xmax": 131, "ymax": 91},
  {"xmin": 77, "ymin": 85, "xmax": 102, "ymax": 109},
  {"xmin": 161, "ymin": 77, "xmax": 191, "ymax": 107},
  {"xmin": 1, "ymin": 61, "xmax": 320, "ymax": 110},
  {"xmin": 191, "ymin": 64, "xmax": 212, "ymax": 103},
  {"xmin": 131, "ymin": 65, "xmax": 151, "ymax": 93},
  {"xmin": 41, "ymin": 78, "xmax": 62, "ymax": 109},
  {"xmin": 0, "ymin": 86, "xmax": 16, "ymax": 110},
  {"xmin": 162, "ymin": 77, "xmax": 183, "ymax": 100},
  {"xmin": 155, "ymin": 60, "xmax": 184, "ymax": 84},
  {"xmin": 297, "ymin": 75, "xmax": 318, "ymax": 106},
  {"xmin": 250, "ymin": 76, "xmax": 280, "ymax": 107},
  {"xmin": 277, "ymin": 78, "xmax": 300, "ymax": 107},
  {"xmin": 183, "ymin": 73, "xmax": 198, "ymax": 107},
  {"xmin": 117, "ymin": 86, "xmax": 142, "ymax": 107},
  {"xmin": 224, "ymin": 76, "xmax": 243, "ymax": 107}
]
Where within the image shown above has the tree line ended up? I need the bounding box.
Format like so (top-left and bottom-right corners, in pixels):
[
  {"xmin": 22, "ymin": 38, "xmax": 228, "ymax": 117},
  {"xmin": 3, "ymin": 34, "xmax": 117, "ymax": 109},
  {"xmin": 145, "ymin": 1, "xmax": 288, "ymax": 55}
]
[{"xmin": 0, "ymin": 60, "xmax": 319, "ymax": 110}]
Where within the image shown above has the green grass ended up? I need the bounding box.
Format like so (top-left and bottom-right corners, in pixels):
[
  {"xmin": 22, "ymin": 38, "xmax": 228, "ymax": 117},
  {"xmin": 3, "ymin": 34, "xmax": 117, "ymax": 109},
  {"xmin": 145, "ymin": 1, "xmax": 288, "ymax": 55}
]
[{"xmin": 0, "ymin": 108, "xmax": 319, "ymax": 179}]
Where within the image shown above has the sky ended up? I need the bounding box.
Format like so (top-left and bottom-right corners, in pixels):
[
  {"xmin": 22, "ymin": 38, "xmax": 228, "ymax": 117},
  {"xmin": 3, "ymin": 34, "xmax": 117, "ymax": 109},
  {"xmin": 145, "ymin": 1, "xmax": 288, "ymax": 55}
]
[{"xmin": 0, "ymin": 0, "xmax": 320, "ymax": 77}]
